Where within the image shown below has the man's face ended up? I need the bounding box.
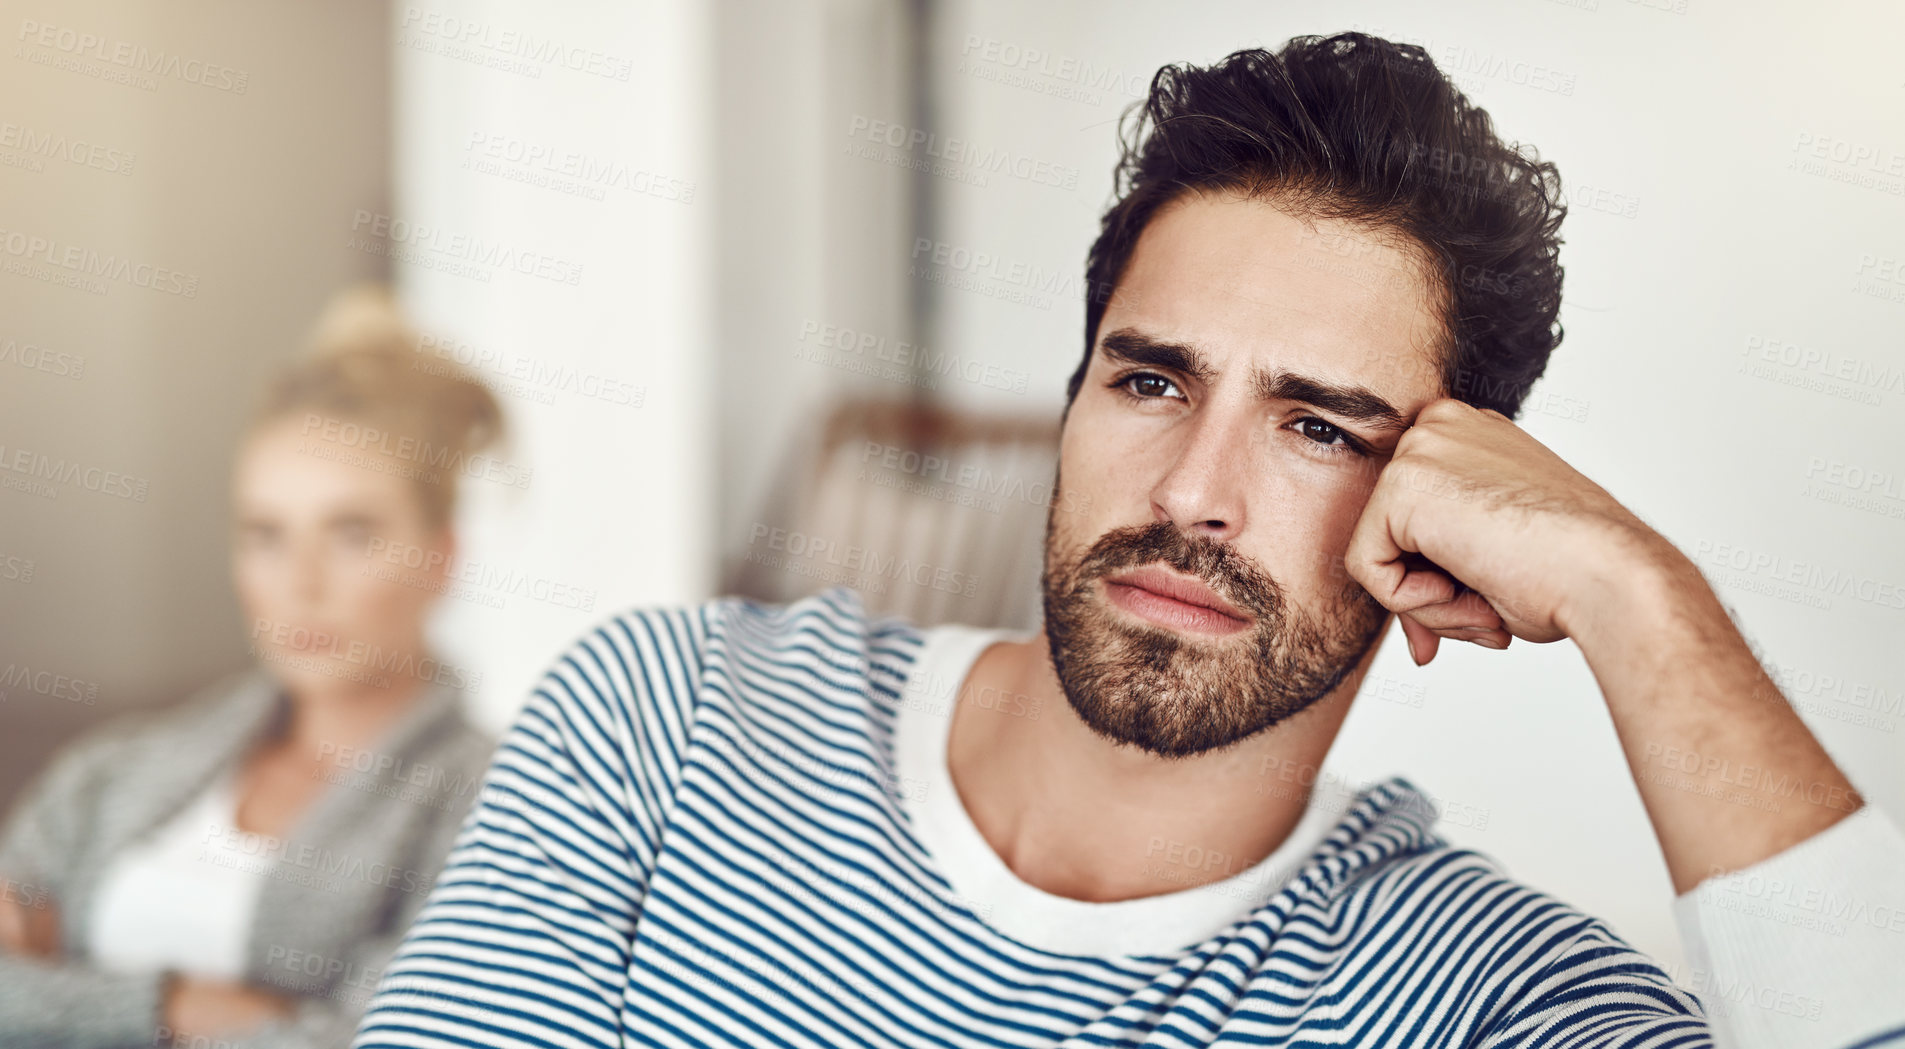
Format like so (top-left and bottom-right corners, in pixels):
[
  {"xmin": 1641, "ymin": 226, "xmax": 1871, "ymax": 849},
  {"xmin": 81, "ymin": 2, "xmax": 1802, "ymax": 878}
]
[{"xmin": 1042, "ymin": 188, "xmax": 1448, "ymax": 758}]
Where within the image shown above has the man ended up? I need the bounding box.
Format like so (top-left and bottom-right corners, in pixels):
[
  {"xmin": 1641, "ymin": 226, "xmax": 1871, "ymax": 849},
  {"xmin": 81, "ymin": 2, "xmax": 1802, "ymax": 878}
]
[{"xmin": 353, "ymin": 32, "xmax": 1904, "ymax": 1049}]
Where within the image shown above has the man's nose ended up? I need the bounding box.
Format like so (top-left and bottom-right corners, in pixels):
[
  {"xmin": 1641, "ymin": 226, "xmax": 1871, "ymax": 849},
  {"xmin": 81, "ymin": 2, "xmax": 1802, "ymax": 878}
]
[{"xmin": 1148, "ymin": 406, "xmax": 1252, "ymax": 542}]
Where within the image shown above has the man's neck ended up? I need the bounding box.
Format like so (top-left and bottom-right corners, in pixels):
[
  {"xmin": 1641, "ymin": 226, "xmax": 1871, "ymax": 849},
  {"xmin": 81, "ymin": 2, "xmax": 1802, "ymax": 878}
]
[{"xmin": 945, "ymin": 628, "xmax": 1380, "ymax": 903}]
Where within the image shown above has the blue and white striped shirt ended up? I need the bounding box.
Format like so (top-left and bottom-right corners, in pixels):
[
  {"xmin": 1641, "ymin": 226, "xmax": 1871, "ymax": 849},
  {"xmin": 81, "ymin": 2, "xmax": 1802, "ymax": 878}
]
[{"xmin": 352, "ymin": 586, "xmax": 1730, "ymax": 1048}]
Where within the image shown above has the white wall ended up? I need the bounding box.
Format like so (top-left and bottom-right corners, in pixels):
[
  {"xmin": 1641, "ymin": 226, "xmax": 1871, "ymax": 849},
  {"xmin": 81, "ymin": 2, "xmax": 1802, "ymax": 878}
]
[
  {"xmin": 917, "ymin": 0, "xmax": 1905, "ymax": 971},
  {"xmin": 388, "ymin": 0, "xmax": 922, "ymax": 736},
  {"xmin": 389, "ymin": 0, "xmax": 716, "ymax": 734},
  {"xmin": 709, "ymin": 0, "xmax": 921, "ymax": 592}
]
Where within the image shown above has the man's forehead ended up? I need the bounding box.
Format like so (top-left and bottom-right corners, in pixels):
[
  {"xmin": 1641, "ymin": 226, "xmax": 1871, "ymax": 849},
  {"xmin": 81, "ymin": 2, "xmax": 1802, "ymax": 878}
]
[{"xmin": 1108, "ymin": 192, "xmax": 1445, "ymax": 398}]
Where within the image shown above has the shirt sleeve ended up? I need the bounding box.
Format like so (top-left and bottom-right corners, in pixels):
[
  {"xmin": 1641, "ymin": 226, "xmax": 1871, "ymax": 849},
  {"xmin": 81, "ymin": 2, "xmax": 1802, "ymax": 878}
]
[
  {"xmin": 350, "ymin": 605, "xmax": 709, "ymax": 1049},
  {"xmin": 1672, "ymin": 802, "xmax": 1905, "ymax": 1049},
  {"xmin": 1477, "ymin": 918, "xmax": 1716, "ymax": 1048}
]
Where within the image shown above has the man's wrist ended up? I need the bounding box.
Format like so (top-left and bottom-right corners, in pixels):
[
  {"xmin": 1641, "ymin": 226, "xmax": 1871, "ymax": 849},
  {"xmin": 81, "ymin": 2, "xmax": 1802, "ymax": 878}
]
[{"xmin": 1555, "ymin": 515, "xmax": 1705, "ymax": 653}]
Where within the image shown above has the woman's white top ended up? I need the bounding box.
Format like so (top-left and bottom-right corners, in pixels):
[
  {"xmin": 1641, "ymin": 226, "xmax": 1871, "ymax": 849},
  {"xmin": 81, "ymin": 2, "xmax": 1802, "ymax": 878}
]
[{"xmin": 85, "ymin": 767, "xmax": 267, "ymax": 980}]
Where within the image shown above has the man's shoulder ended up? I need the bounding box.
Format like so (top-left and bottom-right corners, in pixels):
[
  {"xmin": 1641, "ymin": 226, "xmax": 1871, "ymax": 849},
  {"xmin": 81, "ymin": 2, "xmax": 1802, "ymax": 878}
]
[
  {"xmin": 566, "ymin": 585, "xmax": 921, "ymax": 660},
  {"xmin": 1323, "ymin": 777, "xmax": 1683, "ymax": 993},
  {"xmin": 535, "ymin": 585, "xmax": 927, "ymax": 716},
  {"xmin": 1331, "ymin": 778, "xmax": 1570, "ymax": 910}
]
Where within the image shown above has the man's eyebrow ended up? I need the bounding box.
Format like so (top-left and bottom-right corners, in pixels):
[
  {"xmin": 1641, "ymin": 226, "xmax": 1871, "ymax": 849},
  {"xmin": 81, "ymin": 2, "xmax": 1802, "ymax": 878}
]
[
  {"xmin": 1099, "ymin": 328, "xmax": 1216, "ymax": 385},
  {"xmin": 1098, "ymin": 327, "xmax": 1408, "ymax": 433},
  {"xmin": 1255, "ymin": 370, "xmax": 1408, "ymax": 433}
]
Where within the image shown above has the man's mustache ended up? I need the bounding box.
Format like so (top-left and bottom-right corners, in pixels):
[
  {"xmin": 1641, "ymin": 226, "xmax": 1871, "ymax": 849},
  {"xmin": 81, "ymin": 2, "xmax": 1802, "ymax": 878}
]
[{"xmin": 1073, "ymin": 522, "xmax": 1282, "ymax": 622}]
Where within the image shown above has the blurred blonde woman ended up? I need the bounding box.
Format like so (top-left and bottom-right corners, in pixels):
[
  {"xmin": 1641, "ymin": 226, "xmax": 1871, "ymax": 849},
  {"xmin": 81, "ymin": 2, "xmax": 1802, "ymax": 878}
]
[{"xmin": 0, "ymin": 286, "xmax": 501, "ymax": 1048}]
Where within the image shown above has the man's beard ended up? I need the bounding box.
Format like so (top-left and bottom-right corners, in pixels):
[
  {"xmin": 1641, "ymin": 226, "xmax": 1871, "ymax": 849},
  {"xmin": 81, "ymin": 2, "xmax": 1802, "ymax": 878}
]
[{"xmin": 1040, "ymin": 499, "xmax": 1390, "ymax": 760}]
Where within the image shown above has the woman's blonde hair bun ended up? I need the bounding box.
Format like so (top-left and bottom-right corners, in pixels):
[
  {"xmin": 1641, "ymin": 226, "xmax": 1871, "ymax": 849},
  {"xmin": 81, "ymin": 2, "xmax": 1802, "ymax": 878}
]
[{"xmin": 250, "ymin": 283, "xmax": 508, "ymax": 528}]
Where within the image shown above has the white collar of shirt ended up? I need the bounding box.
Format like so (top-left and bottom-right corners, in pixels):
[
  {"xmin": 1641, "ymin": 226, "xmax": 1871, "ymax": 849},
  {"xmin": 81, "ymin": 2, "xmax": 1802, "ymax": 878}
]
[{"xmin": 895, "ymin": 621, "xmax": 1345, "ymax": 957}]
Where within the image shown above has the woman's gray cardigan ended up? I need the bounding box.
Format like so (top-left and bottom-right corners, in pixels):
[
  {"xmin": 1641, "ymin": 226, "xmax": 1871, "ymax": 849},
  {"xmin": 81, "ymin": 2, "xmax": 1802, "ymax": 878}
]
[{"xmin": 0, "ymin": 666, "xmax": 497, "ymax": 1049}]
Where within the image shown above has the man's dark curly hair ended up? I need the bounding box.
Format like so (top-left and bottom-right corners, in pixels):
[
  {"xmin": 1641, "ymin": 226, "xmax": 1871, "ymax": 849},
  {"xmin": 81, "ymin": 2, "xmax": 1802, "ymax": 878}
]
[{"xmin": 1067, "ymin": 32, "xmax": 1567, "ymax": 420}]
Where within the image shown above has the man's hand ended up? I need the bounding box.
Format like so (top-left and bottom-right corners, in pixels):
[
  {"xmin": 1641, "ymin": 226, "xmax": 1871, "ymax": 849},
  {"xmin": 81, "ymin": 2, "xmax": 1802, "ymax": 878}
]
[
  {"xmin": 1345, "ymin": 396, "xmax": 1861, "ymax": 893},
  {"xmin": 0, "ymin": 890, "xmax": 60, "ymax": 959},
  {"xmin": 1345, "ymin": 397, "xmax": 1662, "ymax": 664}
]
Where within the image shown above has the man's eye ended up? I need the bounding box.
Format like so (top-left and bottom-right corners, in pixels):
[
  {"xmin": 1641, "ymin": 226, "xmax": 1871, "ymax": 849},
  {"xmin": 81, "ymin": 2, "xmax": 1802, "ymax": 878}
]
[
  {"xmin": 1115, "ymin": 372, "xmax": 1183, "ymax": 400},
  {"xmin": 1293, "ymin": 417, "xmax": 1362, "ymax": 454}
]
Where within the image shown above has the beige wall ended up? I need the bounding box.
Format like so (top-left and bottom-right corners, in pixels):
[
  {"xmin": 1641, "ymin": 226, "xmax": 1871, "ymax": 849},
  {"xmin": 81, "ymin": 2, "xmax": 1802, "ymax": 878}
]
[{"xmin": 0, "ymin": 0, "xmax": 392, "ymax": 809}]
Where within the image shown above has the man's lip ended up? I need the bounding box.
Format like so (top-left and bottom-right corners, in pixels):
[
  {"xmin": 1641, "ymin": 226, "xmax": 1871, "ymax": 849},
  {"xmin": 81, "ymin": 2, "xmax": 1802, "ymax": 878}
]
[{"xmin": 1101, "ymin": 564, "xmax": 1251, "ymax": 622}]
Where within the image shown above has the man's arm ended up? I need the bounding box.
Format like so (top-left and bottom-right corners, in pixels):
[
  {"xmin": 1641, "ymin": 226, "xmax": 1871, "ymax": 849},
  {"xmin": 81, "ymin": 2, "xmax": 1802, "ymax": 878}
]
[
  {"xmin": 1563, "ymin": 534, "xmax": 1904, "ymax": 1048},
  {"xmin": 1560, "ymin": 527, "xmax": 1859, "ymax": 892},
  {"xmin": 1346, "ymin": 397, "xmax": 1905, "ymax": 1047},
  {"xmin": 1345, "ymin": 396, "xmax": 1867, "ymax": 887}
]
